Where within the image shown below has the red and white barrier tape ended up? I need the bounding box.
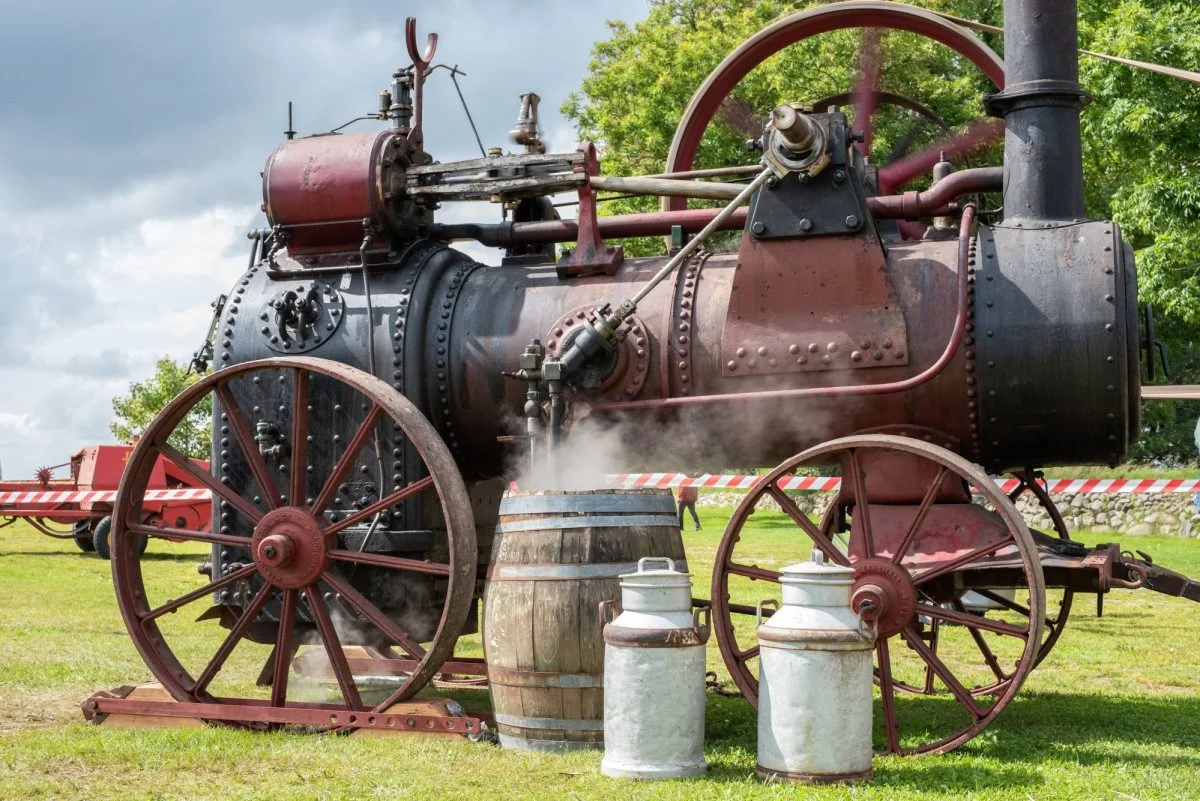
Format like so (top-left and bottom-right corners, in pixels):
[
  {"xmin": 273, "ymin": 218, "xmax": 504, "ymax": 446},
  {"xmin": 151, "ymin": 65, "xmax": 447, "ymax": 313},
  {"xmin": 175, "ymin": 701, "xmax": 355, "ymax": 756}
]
[
  {"xmin": 0, "ymin": 488, "xmax": 208, "ymax": 506},
  {"xmin": 4, "ymin": 476, "xmax": 1200, "ymax": 508},
  {"xmin": 608, "ymin": 474, "xmax": 1200, "ymax": 495}
]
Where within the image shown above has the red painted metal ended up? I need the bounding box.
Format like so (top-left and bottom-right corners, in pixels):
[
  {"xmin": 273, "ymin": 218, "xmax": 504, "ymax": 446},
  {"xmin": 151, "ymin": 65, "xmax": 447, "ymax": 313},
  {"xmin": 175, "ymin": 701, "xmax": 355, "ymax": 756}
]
[
  {"xmin": 556, "ymin": 144, "xmax": 624, "ymax": 278},
  {"xmin": 82, "ymin": 691, "xmax": 487, "ymax": 734},
  {"xmin": 590, "ymin": 203, "xmax": 975, "ymax": 412},
  {"xmin": 262, "ymin": 131, "xmax": 398, "ymax": 255}
]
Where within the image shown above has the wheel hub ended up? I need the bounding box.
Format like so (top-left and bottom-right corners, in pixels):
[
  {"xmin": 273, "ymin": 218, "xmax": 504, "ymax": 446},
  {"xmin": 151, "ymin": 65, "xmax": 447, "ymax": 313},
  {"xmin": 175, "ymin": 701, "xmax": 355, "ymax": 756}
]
[
  {"xmin": 251, "ymin": 507, "xmax": 328, "ymax": 589},
  {"xmin": 852, "ymin": 557, "xmax": 916, "ymax": 638}
]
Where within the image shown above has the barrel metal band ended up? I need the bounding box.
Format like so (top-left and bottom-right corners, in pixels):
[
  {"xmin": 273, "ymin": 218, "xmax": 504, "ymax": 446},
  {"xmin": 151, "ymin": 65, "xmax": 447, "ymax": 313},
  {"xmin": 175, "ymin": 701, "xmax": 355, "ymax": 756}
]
[
  {"xmin": 488, "ymin": 560, "xmax": 688, "ymax": 581},
  {"xmin": 486, "ymin": 667, "xmax": 604, "ymax": 689},
  {"xmin": 493, "ymin": 713, "xmax": 604, "ymax": 731},
  {"xmin": 498, "ymin": 494, "xmax": 677, "ymax": 515},
  {"xmin": 495, "ymin": 514, "xmax": 680, "ymax": 533}
]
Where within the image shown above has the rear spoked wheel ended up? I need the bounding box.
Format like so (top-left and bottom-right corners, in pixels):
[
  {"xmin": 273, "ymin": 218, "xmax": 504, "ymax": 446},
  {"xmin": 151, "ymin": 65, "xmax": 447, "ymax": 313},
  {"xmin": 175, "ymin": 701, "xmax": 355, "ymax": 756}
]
[
  {"xmin": 711, "ymin": 434, "xmax": 1045, "ymax": 755},
  {"xmin": 111, "ymin": 357, "xmax": 476, "ymax": 727}
]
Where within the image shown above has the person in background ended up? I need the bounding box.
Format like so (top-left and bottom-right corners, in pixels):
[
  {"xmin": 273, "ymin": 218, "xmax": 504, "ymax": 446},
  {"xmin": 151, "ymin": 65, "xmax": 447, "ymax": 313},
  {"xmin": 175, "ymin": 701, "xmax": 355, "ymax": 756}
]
[{"xmin": 677, "ymin": 479, "xmax": 701, "ymax": 532}]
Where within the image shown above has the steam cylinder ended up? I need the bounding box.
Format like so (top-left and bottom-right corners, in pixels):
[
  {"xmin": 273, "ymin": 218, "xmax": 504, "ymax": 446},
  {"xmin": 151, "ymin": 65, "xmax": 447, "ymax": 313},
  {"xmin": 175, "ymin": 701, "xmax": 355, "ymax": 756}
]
[
  {"xmin": 601, "ymin": 557, "xmax": 709, "ymax": 780},
  {"xmin": 756, "ymin": 552, "xmax": 873, "ymax": 784}
]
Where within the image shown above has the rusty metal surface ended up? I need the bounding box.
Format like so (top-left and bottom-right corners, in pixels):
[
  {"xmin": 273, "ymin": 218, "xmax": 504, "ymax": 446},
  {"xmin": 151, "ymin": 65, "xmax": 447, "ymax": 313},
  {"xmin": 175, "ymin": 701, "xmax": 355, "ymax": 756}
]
[
  {"xmin": 974, "ymin": 221, "xmax": 1137, "ymax": 471},
  {"xmin": 724, "ymin": 227, "xmax": 908, "ymax": 377},
  {"xmin": 82, "ymin": 690, "xmax": 486, "ymax": 734},
  {"xmin": 263, "ymin": 131, "xmax": 400, "ymax": 255}
]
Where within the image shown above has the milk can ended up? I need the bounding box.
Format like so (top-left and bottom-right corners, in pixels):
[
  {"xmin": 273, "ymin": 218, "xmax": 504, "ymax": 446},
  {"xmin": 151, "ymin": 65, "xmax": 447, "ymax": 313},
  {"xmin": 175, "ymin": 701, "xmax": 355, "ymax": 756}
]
[
  {"xmin": 599, "ymin": 557, "xmax": 710, "ymax": 780},
  {"xmin": 756, "ymin": 550, "xmax": 875, "ymax": 784}
]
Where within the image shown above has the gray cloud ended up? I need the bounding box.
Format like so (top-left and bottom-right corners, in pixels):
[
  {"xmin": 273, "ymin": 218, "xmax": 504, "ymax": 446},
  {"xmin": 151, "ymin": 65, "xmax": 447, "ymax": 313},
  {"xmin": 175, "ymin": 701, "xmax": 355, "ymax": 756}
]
[{"xmin": 0, "ymin": 1, "xmax": 651, "ymax": 476}]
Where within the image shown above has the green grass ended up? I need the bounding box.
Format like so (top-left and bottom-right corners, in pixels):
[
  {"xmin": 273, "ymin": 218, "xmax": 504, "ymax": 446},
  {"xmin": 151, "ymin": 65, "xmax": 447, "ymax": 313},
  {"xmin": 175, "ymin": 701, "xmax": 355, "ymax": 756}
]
[{"xmin": 2, "ymin": 511, "xmax": 1199, "ymax": 800}]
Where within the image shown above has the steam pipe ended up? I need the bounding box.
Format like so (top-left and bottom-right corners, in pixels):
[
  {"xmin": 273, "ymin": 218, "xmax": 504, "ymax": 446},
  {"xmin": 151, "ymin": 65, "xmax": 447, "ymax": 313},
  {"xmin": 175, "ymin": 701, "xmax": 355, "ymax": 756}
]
[
  {"xmin": 428, "ymin": 167, "xmax": 1000, "ymax": 246},
  {"xmin": 986, "ymin": 0, "xmax": 1088, "ymax": 221},
  {"xmin": 588, "ymin": 204, "xmax": 976, "ymax": 413}
]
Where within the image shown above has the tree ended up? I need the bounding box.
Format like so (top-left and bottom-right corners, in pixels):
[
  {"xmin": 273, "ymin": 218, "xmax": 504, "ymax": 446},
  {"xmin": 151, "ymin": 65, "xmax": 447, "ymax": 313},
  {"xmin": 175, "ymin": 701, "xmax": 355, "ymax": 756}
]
[
  {"xmin": 564, "ymin": 0, "xmax": 1200, "ymax": 462},
  {"xmin": 111, "ymin": 357, "xmax": 211, "ymax": 458}
]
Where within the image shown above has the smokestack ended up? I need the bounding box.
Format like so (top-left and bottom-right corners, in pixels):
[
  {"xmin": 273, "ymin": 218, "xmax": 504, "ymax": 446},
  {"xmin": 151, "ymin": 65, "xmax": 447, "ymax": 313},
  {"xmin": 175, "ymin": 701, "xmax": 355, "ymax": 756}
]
[{"xmin": 987, "ymin": 0, "xmax": 1089, "ymax": 221}]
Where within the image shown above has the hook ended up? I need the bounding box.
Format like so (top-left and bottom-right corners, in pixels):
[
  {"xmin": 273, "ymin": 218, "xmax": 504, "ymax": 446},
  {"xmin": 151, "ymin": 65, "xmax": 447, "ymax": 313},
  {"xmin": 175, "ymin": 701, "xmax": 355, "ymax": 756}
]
[{"xmin": 405, "ymin": 17, "xmax": 437, "ymax": 71}]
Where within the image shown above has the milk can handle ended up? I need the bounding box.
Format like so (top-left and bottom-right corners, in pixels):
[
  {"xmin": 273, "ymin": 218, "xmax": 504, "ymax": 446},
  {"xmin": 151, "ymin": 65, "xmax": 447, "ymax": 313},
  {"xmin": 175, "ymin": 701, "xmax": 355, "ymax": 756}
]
[
  {"xmin": 755, "ymin": 598, "xmax": 780, "ymax": 628},
  {"xmin": 598, "ymin": 599, "xmax": 621, "ymax": 629},
  {"xmin": 637, "ymin": 556, "xmax": 676, "ymax": 573},
  {"xmin": 692, "ymin": 605, "xmax": 712, "ymax": 643}
]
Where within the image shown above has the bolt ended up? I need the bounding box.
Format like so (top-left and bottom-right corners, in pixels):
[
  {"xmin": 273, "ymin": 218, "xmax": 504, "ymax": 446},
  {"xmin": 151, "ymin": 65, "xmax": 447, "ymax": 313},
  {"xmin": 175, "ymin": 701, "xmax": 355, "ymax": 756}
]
[
  {"xmin": 798, "ymin": 218, "xmax": 813, "ymax": 232},
  {"xmin": 751, "ymin": 221, "xmax": 766, "ymax": 235},
  {"xmin": 845, "ymin": 215, "xmax": 860, "ymax": 228}
]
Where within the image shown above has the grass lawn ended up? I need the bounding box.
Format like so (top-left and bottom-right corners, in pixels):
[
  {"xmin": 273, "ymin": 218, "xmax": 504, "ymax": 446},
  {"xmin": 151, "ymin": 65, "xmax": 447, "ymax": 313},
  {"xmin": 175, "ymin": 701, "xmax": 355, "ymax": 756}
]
[{"xmin": 1, "ymin": 508, "xmax": 1199, "ymax": 800}]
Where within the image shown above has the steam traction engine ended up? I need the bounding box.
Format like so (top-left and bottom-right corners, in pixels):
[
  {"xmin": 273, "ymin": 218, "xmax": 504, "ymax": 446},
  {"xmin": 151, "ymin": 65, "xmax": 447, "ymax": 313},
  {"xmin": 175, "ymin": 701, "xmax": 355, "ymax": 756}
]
[{"xmin": 93, "ymin": 0, "xmax": 1200, "ymax": 754}]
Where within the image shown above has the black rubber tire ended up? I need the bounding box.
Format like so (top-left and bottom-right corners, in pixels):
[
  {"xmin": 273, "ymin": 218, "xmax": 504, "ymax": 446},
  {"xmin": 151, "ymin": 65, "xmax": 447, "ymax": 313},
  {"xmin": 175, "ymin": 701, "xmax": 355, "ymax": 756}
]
[
  {"xmin": 73, "ymin": 519, "xmax": 96, "ymax": 552},
  {"xmin": 94, "ymin": 516, "xmax": 146, "ymax": 560}
]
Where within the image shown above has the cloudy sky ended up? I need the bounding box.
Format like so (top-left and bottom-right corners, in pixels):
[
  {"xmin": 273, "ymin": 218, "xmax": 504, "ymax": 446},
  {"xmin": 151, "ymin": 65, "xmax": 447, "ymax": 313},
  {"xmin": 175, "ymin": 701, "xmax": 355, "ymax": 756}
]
[{"xmin": 0, "ymin": 0, "xmax": 651, "ymax": 479}]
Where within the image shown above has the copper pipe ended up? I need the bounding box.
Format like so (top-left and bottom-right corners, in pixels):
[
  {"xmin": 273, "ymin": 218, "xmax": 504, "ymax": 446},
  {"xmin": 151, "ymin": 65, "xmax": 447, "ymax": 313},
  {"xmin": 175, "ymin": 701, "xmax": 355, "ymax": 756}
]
[{"xmin": 589, "ymin": 204, "xmax": 977, "ymax": 413}]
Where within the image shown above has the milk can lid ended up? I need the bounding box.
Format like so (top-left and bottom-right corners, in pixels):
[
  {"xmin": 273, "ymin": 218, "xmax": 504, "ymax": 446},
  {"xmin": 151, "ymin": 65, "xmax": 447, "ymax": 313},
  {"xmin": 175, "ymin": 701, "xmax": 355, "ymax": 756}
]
[
  {"xmin": 619, "ymin": 556, "xmax": 692, "ymax": 584},
  {"xmin": 779, "ymin": 549, "xmax": 854, "ymax": 579}
]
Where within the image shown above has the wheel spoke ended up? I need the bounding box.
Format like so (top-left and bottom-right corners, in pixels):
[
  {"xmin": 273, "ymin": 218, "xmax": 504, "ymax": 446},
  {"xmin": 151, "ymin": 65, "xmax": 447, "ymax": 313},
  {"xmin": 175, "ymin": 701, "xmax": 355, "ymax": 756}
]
[
  {"xmin": 737, "ymin": 645, "xmax": 759, "ymax": 663},
  {"xmin": 214, "ymin": 382, "xmax": 282, "ymax": 511},
  {"xmin": 851, "ymin": 27, "xmax": 883, "ymax": 155},
  {"xmin": 766, "ymin": 483, "xmax": 851, "ymax": 567},
  {"xmin": 304, "ymin": 586, "xmax": 362, "ymax": 711},
  {"xmin": 923, "ymin": 620, "xmax": 939, "ymax": 695},
  {"xmin": 876, "ymin": 638, "xmax": 901, "ymax": 754},
  {"xmin": 291, "ymin": 368, "xmax": 309, "ymax": 506},
  {"xmin": 954, "ymin": 601, "xmax": 1008, "ymax": 683},
  {"xmin": 325, "ymin": 476, "xmax": 434, "ymax": 536},
  {"xmin": 916, "ymin": 602, "xmax": 1029, "ymax": 639},
  {"xmin": 1006, "ymin": 474, "xmax": 1028, "ymax": 504},
  {"xmin": 725, "ymin": 561, "xmax": 781, "ymax": 583},
  {"xmin": 892, "ymin": 466, "xmax": 949, "ymax": 563},
  {"xmin": 971, "ymin": 589, "xmax": 1056, "ymax": 629},
  {"xmin": 877, "ymin": 118, "xmax": 1002, "ymax": 193},
  {"xmin": 127, "ymin": 523, "xmax": 250, "ymax": 549},
  {"xmin": 271, "ymin": 590, "xmax": 298, "ymax": 707},
  {"xmin": 320, "ymin": 570, "xmax": 426, "ymax": 659},
  {"xmin": 328, "ymin": 550, "xmax": 451, "ymax": 577},
  {"xmin": 141, "ymin": 564, "xmax": 258, "ymax": 623},
  {"xmin": 311, "ymin": 405, "xmax": 384, "ymax": 516},
  {"xmin": 155, "ymin": 440, "xmax": 263, "ymax": 524},
  {"xmin": 193, "ymin": 582, "xmax": 273, "ymax": 694},
  {"xmin": 900, "ymin": 625, "xmax": 984, "ymax": 718},
  {"xmin": 848, "ymin": 449, "xmax": 875, "ymax": 557},
  {"xmin": 911, "ymin": 537, "xmax": 1012, "ymax": 586}
]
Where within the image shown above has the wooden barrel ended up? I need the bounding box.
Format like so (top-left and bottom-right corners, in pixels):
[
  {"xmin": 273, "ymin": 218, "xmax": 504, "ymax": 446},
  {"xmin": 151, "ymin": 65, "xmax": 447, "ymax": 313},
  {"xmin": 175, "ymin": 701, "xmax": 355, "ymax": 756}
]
[{"xmin": 483, "ymin": 488, "xmax": 686, "ymax": 751}]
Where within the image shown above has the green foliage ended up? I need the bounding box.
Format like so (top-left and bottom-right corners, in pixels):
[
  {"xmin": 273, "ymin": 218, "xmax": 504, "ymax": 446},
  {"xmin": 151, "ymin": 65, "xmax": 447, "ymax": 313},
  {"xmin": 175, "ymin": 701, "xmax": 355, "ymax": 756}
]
[
  {"xmin": 565, "ymin": 0, "xmax": 1200, "ymax": 462},
  {"xmin": 110, "ymin": 357, "xmax": 211, "ymax": 458}
]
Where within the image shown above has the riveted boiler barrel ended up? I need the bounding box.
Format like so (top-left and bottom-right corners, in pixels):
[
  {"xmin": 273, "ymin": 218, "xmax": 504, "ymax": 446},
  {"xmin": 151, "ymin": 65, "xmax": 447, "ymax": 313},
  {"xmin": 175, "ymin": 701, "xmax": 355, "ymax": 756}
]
[{"xmin": 482, "ymin": 489, "xmax": 686, "ymax": 751}]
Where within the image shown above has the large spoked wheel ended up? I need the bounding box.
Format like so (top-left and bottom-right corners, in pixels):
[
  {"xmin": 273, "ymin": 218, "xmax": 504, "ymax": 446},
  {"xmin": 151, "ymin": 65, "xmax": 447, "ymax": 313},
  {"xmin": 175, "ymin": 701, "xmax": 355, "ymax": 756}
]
[
  {"xmin": 712, "ymin": 435, "xmax": 1045, "ymax": 755},
  {"xmin": 1006, "ymin": 471, "xmax": 1074, "ymax": 667},
  {"xmin": 111, "ymin": 357, "xmax": 476, "ymax": 726},
  {"xmin": 819, "ymin": 468, "xmax": 1074, "ymax": 692}
]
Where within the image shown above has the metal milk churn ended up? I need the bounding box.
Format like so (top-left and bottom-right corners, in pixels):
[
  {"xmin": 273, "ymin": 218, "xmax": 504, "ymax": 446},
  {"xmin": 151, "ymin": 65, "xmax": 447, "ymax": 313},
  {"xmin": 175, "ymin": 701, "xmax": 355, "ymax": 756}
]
[
  {"xmin": 756, "ymin": 549, "xmax": 875, "ymax": 784},
  {"xmin": 599, "ymin": 557, "xmax": 710, "ymax": 779}
]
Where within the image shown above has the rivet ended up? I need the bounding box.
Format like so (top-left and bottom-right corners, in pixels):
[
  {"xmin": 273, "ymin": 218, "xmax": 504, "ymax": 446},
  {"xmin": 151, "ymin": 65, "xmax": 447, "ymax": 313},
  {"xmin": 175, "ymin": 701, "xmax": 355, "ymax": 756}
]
[
  {"xmin": 727, "ymin": 361, "xmax": 737, "ymax": 370},
  {"xmin": 789, "ymin": 344, "xmax": 800, "ymax": 355},
  {"xmin": 872, "ymin": 351, "xmax": 883, "ymax": 360},
  {"xmin": 822, "ymin": 354, "xmax": 832, "ymax": 364},
  {"xmin": 736, "ymin": 347, "xmax": 747, "ymax": 358},
  {"xmin": 850, "ymin": 350, "xmax": 862, "ymax": 362},
  {"xmin": 808, "ymin": 343, "xmax": 819, "ymax": 353},
  {"xmin": 826, "ymin": 342, "xmax": 837, "ymax": 353},
  {"xmin": 757, "ymin": 346, "xmax": 768, "ymax": 356}
]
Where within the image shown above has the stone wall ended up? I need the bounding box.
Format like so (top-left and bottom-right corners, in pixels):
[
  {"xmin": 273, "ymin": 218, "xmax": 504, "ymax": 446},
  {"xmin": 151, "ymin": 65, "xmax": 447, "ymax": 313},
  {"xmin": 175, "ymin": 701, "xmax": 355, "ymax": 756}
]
[{"xmin": 696, "ymin": 488, "xmax": 1200, "ymax": 537}]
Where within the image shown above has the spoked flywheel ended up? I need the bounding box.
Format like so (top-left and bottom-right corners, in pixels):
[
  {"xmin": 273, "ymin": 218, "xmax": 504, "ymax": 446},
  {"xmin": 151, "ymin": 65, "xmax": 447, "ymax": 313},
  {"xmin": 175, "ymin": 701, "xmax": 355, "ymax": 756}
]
[
  {"xmin": 711, "ymin": 434, "xmax": 1045, "ymax": 755},
  {"xmin": 110, "ymin": 357, "xmax": 476, "ymax": 727}
]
